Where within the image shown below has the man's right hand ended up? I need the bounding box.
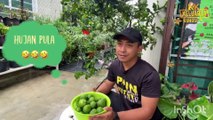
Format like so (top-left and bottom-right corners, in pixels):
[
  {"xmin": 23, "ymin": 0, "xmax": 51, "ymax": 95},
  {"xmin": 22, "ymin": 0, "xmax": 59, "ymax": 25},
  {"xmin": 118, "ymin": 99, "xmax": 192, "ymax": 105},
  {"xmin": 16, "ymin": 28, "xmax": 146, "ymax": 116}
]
[{"xmin": 89, "ymin": 107, "xmax": 115, "ymax": 120}]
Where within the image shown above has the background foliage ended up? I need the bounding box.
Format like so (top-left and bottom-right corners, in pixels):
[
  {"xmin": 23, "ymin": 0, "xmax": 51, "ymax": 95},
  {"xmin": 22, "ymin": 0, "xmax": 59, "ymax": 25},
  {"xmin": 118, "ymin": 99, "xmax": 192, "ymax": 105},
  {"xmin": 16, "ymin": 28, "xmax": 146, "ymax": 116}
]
[
  {"xmin": 58, "ymin": 0, "xmax": 167, "ymax": 79},
  {"xmin": 61, "ymin": 0, "xmax": 166, "ymax": 49}
]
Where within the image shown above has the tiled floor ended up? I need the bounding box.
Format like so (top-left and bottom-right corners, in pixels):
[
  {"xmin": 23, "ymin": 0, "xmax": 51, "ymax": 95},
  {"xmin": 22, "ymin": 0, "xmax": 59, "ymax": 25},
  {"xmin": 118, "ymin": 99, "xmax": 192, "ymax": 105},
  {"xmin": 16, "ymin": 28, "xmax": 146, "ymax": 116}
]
[{"xmin": 0, "ymin": 70, "xmax": 107, "ymax": 120}]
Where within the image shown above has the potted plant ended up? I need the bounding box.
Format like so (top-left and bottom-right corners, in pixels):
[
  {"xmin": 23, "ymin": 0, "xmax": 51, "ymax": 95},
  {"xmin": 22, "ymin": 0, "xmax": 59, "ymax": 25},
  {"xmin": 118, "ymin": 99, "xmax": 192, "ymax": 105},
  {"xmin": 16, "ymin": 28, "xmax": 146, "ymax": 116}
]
[
  {"xmin": 185, "ymin": 81, "xmax": 213, "ymax": 120},
  {"xmin": 9, "ymin": 61, "xmax": 20, "ymax": 68},
  {"xmin": 1, "ymin": 17, "xmax": 19, "ymax": 68},
  {"xmin": 3, "ymin": 17, "xmax": 12, "ymax": 26},
  {"xmin": 55, "ymin": 22, "xmax": 82, "ymax": 64},
  {"xmin": 72, "ymin": 28, "xmax": 115, "ymax": 79},
  {"xmin": 0, "ymin": 16, "xmax": 3, "ymax": 23},
  {"xmin": 0, "ymin": 53, "xmax": 9, "ymax": 72},
  {"xmin": 0, "ymin": 22, "xmax": 9, "ymax": 46},
  {"xmin": 158, "ymin": 74, "xmax": 213, "ymax": 120},
  {"xmin": 11, "ymin": 18, "xmax": 20, "ymax": 25},
  {"xmin": 158, "ymin": 77, "xmax": 183, "ymax": 119}
]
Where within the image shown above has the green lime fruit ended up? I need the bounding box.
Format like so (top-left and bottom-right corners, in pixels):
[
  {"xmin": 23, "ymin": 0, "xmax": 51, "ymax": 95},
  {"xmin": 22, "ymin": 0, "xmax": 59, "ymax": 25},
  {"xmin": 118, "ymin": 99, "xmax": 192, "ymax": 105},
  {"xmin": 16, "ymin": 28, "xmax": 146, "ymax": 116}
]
[
  {"xmin": 83, "ymin": 105, "xmax": 92, "ymax": 114},
  {"xmin": 97, "ymin": 107, "xmax": 104, "ymax": 113},
  {"xmin": 89, "ymin": 97, "xmax": 95, "ymax": 102},
  {"xmin": 85, "ymin": 95, "xmax": 90, "ymax": 100},
  {"xmin": 86, "ymin": 99, "xmax": 91, "ymax": 104},
  {"xmin": 90, "ymin": 109, "xmax": 97, "ymax": 114},
  {"xmin": 78, "ymin": 99, "xmax": 87, "ymax": 107},
  {"xmin": 97, "ymin": 98, "xmax": 106, "ymax": 107},
  {"xmin": 80, "ymin": 95, "xmax": 87, "ymax": 100},
  {"xmin": 76, "ymin": 107, "xmax": 81, "ymax": 112},
  {"xmin": 87, "ymin": 94, "xmax": 93, "ymax": 99},
  {"xmin": 90, "ymin": 101, "xmax": 96, "ymax": 108},
  {"xmin": 95, "ymin": 98, "xmax": 101, "ymax": 102}
]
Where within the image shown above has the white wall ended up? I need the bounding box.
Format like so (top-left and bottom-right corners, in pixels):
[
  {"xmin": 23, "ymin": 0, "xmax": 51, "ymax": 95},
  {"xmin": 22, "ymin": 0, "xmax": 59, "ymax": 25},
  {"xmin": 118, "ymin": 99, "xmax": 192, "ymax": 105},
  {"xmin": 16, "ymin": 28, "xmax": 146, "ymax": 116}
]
[
  {"xmin": 34, "ymin": 0, "xmax": 62, "ymax": 20},
  {"xmin": 141, "ymin": 0, "xmax": 167, "ymax": 71}
]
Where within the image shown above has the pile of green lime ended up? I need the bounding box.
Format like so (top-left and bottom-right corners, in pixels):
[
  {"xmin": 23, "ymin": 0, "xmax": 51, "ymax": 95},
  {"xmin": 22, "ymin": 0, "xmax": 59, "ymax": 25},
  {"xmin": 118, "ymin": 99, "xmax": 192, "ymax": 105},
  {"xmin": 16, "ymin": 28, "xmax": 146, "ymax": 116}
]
[{"xmin": 73, "ymin": 94, "xmax": 107, "ymax": 114}]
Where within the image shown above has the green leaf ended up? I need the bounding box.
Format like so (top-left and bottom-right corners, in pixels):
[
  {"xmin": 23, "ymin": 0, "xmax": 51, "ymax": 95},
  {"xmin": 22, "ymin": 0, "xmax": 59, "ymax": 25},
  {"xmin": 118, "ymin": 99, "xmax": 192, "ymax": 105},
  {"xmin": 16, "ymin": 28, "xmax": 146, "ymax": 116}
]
[
  {"xmin": 152, "ymin": 3, "xmax": 157, "ymax": 12},
  {"xmin": 159, "ymin": 73, "xmax": 165, "ymax": 81},
  {"xmin": 174, "ymin": 46, "xmax": 179, "ymax": 50},
  {"xmin": 198, "ymin": 114, "xmax": 208, "ymax": 120},
  {"xmin": 160, "ymin": 19, "xmax": 166, "ymax": 25},
  {"xmin": 158, "ymin": 99, "xmax": 180, "ymax": 119},
  {"xmin": 197, "ymin": 103, "xmax": 213, "ymax": 120},
  {"xmin": 208, "ymin": 114, "xmax": 213, "ymax": 120},
  {"xmin": 74, "ymin": 71, "xmax": 85, "ymax": 79},
  {"xmin": 205, "ymin": 103, "xmax": 213, "ymax": 118},
  {"xmin": 62, "ymin": 0, "xmax": 70, "ymax": 2},
  {"xmin": 85, "ymin": 62, "xmax": 91, "ymax": 68},
  {"xmin": 208, "ymin": 81, "xmax": 213, "ymax": 96},
  {"xmin": 187, "ymin": 96, "xmax": 209, "ymax": 120},
  {"xmin": 161, "ymin": 85, "xmax": 170, "ymax": 95}
]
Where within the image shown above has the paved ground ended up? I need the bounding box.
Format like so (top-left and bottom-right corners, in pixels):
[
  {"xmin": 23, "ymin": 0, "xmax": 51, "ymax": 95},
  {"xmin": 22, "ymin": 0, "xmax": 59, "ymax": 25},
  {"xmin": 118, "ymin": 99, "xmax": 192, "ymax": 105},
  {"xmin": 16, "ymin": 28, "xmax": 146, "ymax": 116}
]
[{"xmin": 0, "ymin": 70, "xmax": 107, "ymax": 120}]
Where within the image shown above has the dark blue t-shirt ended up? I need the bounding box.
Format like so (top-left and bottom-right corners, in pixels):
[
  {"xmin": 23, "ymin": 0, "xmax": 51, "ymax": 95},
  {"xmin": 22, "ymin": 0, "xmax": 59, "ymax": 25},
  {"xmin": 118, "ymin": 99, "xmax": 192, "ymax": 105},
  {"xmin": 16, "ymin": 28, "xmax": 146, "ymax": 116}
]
[{"xmin": 107, "ymin": 58, "xmax": 161, "ymax": 110}]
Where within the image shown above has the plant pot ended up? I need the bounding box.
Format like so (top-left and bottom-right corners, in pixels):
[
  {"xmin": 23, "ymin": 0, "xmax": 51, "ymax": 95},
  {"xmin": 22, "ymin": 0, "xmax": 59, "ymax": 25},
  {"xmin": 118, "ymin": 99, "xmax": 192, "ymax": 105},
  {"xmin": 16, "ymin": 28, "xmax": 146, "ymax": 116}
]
[
  {"xmin": 3, "ymin": 17, "xmax": 12, "ymax": 26},
  {"xmin": 0, "ymin": 35, "xmax": 5, "ymax": 46},
  {"xmin": 11, "ymin": 18, "xmax": 20, "ymax": 25},
  {"xmin": 9, "ymin": 61, "xmax": 20, "ymax": 68},
  {"xmin": 0, "ymin": 60, "xmax": 9, "ymax": 72},
  {"xmin": 19, "ymin": 19, "xmax": 25, "ymax": 24},
  {"xmin": 0, "ymin": 16, "xmax": 3, "ymax": 23}
]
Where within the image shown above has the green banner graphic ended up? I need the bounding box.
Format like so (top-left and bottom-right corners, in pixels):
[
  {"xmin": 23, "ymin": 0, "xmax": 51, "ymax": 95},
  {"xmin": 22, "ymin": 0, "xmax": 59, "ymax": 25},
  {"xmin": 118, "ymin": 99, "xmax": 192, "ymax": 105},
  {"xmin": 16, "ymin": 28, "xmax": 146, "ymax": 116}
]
[{"xmin": 2, "ymin": 21, "xmax": 66, "ymax": 68}]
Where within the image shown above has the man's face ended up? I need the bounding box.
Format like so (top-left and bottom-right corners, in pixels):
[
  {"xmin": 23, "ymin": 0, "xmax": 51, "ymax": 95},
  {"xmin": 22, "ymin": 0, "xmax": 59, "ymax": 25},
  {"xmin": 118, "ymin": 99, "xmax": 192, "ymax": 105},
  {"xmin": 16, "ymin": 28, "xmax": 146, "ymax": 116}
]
[{"xmin": 115, "ymin": 38, "xmax": 142, "ymax": 63}]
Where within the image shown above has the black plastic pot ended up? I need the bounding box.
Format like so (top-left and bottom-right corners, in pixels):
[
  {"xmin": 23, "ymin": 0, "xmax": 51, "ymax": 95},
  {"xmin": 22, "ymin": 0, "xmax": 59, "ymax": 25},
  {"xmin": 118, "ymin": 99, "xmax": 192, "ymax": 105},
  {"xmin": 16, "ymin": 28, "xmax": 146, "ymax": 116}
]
[
  {"xmin": 3, "ymin": 17, "xmax": 12, "ymax": 26},
  {"xmin": 11, "ymin": 18, "xmax": 20, "ymax": 25},
  {"xmin": 0, "ymin": 16, "xmax": 3, "ymax": 23},
  {"xmin": 19, "ymin": 19, "xmax": 25, "ymax": 24},
  {"xmin": 0, "ymin": 35, "xmax": 5, "ymax": 46},
  {"xmin": 0, "ymin": 60, "xmax": 9, "ymax": 72},
  {"xmin": 9, "ymin": 61, "xmax": 20, "ymax": 68}
]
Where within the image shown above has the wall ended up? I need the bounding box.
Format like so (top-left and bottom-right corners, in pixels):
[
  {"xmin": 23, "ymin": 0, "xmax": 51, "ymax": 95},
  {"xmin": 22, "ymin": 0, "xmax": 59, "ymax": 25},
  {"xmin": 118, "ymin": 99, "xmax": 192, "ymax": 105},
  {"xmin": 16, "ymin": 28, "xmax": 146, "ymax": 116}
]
[
  {"xmin": 0, "ymin": 68, "xmax": 48, "ymax": 88},
  {"xmin": 34, "ymin": 0, "xmax": 62, "ymax": 20},
  {"xmin": 141, "ymin": 0, "xmax": 167, "ymax": 71}
]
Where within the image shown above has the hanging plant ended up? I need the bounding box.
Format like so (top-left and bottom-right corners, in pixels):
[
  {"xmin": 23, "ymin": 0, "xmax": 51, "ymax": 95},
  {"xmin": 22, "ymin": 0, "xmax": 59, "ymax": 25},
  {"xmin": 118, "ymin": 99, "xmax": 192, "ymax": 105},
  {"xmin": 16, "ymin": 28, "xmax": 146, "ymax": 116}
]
[{"xmin": 71, "ymin": 29, "xmax": 115, "ymax": 79}]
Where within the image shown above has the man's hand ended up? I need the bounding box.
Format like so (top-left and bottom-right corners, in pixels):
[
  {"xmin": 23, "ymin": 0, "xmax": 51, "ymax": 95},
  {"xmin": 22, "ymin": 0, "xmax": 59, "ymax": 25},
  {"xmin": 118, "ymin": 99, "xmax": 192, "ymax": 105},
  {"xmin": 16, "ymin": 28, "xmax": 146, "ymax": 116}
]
[{"xmin": 89, "ymin": 107, "xmax": 114, "ymax": 120}]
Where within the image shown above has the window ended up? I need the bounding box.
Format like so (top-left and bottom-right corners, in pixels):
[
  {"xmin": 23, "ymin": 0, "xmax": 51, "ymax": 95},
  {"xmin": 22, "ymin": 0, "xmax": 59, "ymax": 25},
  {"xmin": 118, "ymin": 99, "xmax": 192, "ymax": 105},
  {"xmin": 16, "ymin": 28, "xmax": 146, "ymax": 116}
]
[
  {"xmin": 0, "ymin": 0, "xmax": 8, "ymax": 6},
  {"xmin": 0, "ymin": 0, "xmax": 35, "ymax": 19},
  {"xmin": 11, "ymin": 0, "xmax": 32, "ymax": 11}
]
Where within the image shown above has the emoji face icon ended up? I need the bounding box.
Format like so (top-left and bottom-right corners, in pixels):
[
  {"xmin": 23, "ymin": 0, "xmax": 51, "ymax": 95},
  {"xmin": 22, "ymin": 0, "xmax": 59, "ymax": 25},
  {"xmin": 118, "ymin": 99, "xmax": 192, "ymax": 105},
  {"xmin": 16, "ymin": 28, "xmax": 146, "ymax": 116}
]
[
  {"xmin": 40, "ymin": 50, "xmax": 48, "ymax": 58},
  {"xmin": 31, "ymin": 50, "xmax": 39, "ymax": 58},
  {"xmin": 22, "ymin": 50, "xmax": 29, "ymax": 58}
]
